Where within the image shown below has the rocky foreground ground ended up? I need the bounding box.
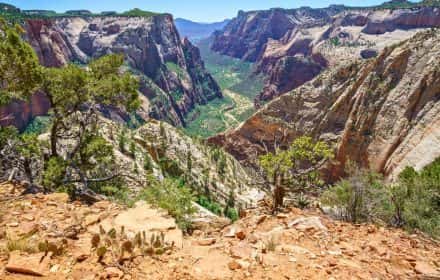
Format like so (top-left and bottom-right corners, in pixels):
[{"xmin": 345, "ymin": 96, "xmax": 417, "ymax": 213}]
[{"xmin": 0, "ymin": 182, "xmax": 439, "ymax": 280}]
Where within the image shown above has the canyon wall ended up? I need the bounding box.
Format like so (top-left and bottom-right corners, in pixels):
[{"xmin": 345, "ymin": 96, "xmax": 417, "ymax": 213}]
[{"xmin": 1, "ymin": 14, "xmax": 221, "ymax": 130}]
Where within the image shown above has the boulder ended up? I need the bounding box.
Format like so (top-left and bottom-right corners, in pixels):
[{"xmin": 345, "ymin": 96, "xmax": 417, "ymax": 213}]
[{"xmin": 91, "ymin": 201, "xmax": 183, "ymax": 248}]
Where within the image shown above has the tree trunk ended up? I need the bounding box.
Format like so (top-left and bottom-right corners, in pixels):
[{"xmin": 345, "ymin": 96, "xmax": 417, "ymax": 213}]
[
  {"xmin": 50, "ymin": 120, "xmax": 59, "ymax": 157},
  {"xmin": 272, "ymin": 175, "xmax": 285, "ymax": 214},
  {"xmin": 23, "ymin": 159, "xmax": 33, "ymax": 184}
]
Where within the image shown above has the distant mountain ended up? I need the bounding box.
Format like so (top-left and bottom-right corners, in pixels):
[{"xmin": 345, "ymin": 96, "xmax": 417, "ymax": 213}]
[{"xmin": 175, "ymin": 18, "xmax": 230, "ymax": 42}]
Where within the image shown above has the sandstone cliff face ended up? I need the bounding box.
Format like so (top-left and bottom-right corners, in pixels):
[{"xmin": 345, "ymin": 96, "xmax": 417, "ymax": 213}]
[
  {"xmin": 211, "ymin": 7, "xmax": 342, "ymax": 62},
  {"xmin": 212, "ymin": 6, "xmax": 440, "ymax": 104},
  {"xmin": 210, "ymin": 30, "xmax": 440, "ymax": 181},
  {"xmin": 0, "ymin": 15, "xmax": 221, "ymax": 130}
]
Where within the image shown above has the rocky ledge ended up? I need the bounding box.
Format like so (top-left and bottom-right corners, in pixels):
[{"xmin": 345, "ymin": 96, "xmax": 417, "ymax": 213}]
[{"xmin": 1, "ymin": 183, "xmax": 439, "ymax": 279}]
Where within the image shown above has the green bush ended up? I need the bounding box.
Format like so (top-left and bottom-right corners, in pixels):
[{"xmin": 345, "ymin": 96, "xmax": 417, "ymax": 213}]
[
  {"xmin": 23, "ymin": 116, "xmax": 51, "ymax": 135},
  {"xmin": 392, "ymin": 161, "xmax": 440, "ymax": 237},
  {"xmin": 321, "ymin": 159, "xmax": 440, "ymax": 238},
  {"xmin": 0, "ymin": 126, "xmax": 18, "ymax": 149},
  {"xmin": 321, "ymin": 167, "xmax": 392, "ymax": 223},
  {"xmin": 197, "ymin": 195, "xmax": 222, "ymax": 215},
  {"xmin": 139, "ymin": 177, "xmax": 196, "ymax": 232},
  {"xmin": 294, "ymin": 193, "xmax": 311, "ymax": 210},
  {"xmin": 225, "ymin": 207, "xmax": 239, "ymax": 222},
  {"xmin": 42, "ymin": 156, "xmax": 68, "ymax": 191}
]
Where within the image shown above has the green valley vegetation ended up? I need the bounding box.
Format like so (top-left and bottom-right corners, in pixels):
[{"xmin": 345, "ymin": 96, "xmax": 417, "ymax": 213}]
[
  {"xmin": 321, "ymin": 159, "xmax": 440, "ymax": 238},
  {"xmin": 183, "ymin": 37, "xmax": 265, "ymax": 138}
]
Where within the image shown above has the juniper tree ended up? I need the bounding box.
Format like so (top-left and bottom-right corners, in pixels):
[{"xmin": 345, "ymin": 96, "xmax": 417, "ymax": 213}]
[
  {"xmin": 0, "ymin": 19, "xmax": 42, "ymax": 182},
  {"xmin": 0, "ymin": 16, "xmax": 141, "ymax": 198},
  {"xmin": 0, "ymin": 19, "xmax": 42, "ymax": 107},
  {"xmin": 40, "ymin": 55, "xmax": 140, "ymax": 198},
  {"xmin": 259, "ymin": 135, "xmax": 333, "ymax": 213}
]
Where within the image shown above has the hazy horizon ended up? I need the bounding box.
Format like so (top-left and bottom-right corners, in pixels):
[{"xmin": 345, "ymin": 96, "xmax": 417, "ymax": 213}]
[{"xmin": 1, "ymin": 0, "xmax": 421, "ymax": 22}]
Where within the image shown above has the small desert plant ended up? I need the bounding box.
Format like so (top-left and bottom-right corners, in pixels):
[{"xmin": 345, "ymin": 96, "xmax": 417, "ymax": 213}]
[
  {"xmin": 263, "ymin": 236, "xmax": 278, "ymax": 253},
  {"xmin": 391, "ymin": 161, "xmax": 440, "ymax": 237},
  {"xmin": 38, "ymin": 239, "xmax": 67, "ymax": 256},
  {"xmin": 91, "ymin": 225, "xmax": 174, "ymax": 264},
  {"xmin": 5, "ymin": 233, "xmax": 37, "ymax": 253},
  {"xmin": 294, "ymin": 193, "xmax": 311, "ymax": 209}
]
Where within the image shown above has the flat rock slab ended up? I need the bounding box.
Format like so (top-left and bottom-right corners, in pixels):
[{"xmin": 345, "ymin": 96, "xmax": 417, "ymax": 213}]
[
  {"xmin": 288, "ymin": 216, "xmax": 328, "ymax": 232},
  {"xmin": 6, "ymin": 251, "xmax": 49, "ymax": 276},
  {"xmin": 90, "ymin": 201, "xmax": 183, "ymax": 248},
  {"xmin": 414, "ymin": 261, "xmax": 440, "ymax": 279}
]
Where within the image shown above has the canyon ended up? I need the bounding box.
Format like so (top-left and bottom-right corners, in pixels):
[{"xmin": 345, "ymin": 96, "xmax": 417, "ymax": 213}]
[
  {"xmin": 0, "ymin": 12, "xmax": 221, "ymax": 130},
  {"xmin": 210, "ymin": 29, "xmax": 440, "ymax": 181},
  {"xmin": 0, "ymin": 2, "xmax": 440, "ymax": 279},
  {"xmin": 212, "ymin": 4, "xmax": 440, "ymax": 105}
]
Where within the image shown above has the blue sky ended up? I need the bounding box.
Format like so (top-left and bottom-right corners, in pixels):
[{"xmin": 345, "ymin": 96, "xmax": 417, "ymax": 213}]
[{"xmin": 5, "ymin": 0, "xmax": 406, "ymax": 22}]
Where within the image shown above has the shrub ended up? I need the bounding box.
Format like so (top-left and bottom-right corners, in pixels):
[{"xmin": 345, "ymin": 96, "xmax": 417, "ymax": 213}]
[
  {"xmin": 321, "ymin": 159, "xmax": 440, "ymax": 238},
  {"xmin": 225, "ymin": 207, "xmax": 239, "ymax": 222},
  {"xmin": 321, "ymin": 167, "xmax": 392, "ymax": 223},
  {"xmin": 143, "ymin": 154, "xmax": 153, "ymax": 172},
  {"xmin": 0, "ymin": 126, "xmax": 18, "ymax": 149},
  {"xmin": 139, "ymin": 177, "xmax": 196, "ymax": 232},
  {"xmin": 42, "ymin": 156, "xmax": 68, "ymax": 191},
  {"xmin": 118, "ymin": 128, "xmax": 128, "ymax": 154},
  {"xmin": 129, "ymin": 140, "xmax": 136, "ymax": 159},
  {"xmin": 392, "ymin": 161, "xmax": 440, "ymax": 237},
  {"xmin": 197, "ymin": 195, "xmax": 222, "ymax": 215},
  {"xmin": 259, "ymin": 136, "xmax": 333, "ymax": 213}
]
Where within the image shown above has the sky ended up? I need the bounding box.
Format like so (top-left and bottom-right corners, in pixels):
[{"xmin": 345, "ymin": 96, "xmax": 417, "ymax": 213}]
[{"xmin": 5, "ymin": 0, "xmax": 402, "ymax": 22}]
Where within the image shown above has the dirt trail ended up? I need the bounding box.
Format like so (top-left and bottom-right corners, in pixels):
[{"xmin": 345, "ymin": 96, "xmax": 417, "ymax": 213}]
[{"xmin": 221, "ymin": 89, "xmax": 254, "ymax": 128}]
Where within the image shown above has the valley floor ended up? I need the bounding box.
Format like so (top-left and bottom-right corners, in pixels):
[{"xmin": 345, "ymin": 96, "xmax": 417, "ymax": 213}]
[
  {"xmin": 183, "ymin": 38, "xmax": 264, "ymax": 138},
  {"xmin": 1, "ymin": 183, "xmax": 440, "ymax": 279}
]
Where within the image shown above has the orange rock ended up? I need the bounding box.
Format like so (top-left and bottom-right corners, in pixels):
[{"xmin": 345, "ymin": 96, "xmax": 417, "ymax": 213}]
[
  {"xmin": 105, "ymin": 267, "xmax": 124, "ymax": 278},
  {"xmin": 196, "ymin": 238, "xmax": 217, "ymax": 246},
  {"xmin": 230, "ymin": 242, "xmax": 253, "ymax": 259},
  {"xmin": 228, "ymin": 260, "xmax": 242, "ymax": 270},
  {"xmin": 235, "ymin": 230, "xmax": 246, "ymax": 240},
  {"xmin": 6, "ymin": 251, "xmax": 49, "ymax": 276}
]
